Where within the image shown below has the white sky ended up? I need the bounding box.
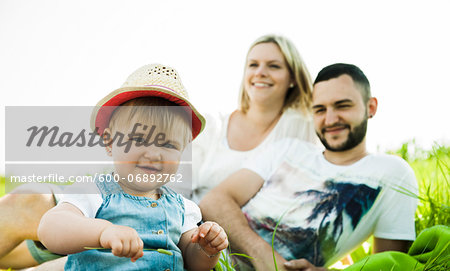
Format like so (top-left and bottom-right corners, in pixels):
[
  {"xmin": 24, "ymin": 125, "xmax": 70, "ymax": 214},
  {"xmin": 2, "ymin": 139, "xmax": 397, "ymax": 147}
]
[{"xmin": 1, "ymin": 0, "xmax": 449, "ymax": 174}]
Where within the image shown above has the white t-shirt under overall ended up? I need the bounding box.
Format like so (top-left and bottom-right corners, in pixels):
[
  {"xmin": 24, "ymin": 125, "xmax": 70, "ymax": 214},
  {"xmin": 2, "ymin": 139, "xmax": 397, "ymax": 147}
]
[
  {"xmin": 59, "ymin": 182, "xmax": 201, "ymax": 234},
  {"xmin": 241, "ymin": 138, "xmax": 418, "ymax": 267}
]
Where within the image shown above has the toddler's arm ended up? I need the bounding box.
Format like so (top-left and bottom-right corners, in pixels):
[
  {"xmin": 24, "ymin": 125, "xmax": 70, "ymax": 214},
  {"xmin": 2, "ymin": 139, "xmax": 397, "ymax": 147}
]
[
  {"xmin": 179, "ymin": 221, "xmax": 228, "ymax": 271},
  {"xmin": 38, "ymin": 202, "xmax": 144, "ymax": 262}
]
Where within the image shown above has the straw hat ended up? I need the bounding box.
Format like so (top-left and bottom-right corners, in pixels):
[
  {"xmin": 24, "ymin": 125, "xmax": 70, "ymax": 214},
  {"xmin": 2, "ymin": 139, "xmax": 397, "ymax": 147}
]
[{"xmin": 90, "ymin": 64, "xmax": 205, "ymax": 139}]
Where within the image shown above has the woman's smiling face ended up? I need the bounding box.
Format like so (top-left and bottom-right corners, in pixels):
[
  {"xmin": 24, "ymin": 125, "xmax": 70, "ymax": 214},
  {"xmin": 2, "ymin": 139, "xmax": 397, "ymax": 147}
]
[{"xmin": 244, "ymin": 42, "xmax": 293, "ymax": 108}]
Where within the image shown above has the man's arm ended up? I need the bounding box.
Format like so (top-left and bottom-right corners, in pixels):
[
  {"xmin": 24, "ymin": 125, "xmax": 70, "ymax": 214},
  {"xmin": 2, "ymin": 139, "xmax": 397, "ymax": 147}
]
[
  {"xmin": 199, "ymin": 169, "xmax": 288, "ymax": 270},
  {"xmin": 283, "ymin": 238, "xmax": 411, "ymax": 271},
  {"xmin": 373, "ymin": 238, "xmax": 412, "ymax": 253}
]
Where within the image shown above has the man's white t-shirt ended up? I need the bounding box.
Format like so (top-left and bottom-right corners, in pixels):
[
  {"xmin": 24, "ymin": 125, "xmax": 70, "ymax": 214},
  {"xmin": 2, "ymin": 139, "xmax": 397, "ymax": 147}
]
[{"xmin": 242, "ymin": 138, "xmax": 418, "ymax": 267}]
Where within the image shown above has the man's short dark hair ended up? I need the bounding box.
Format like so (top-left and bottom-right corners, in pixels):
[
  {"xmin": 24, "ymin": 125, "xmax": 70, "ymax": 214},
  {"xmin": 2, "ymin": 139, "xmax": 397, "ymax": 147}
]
[{"xmin": 314, "ymin": 63, "xmax": 371, "ymax": 103}]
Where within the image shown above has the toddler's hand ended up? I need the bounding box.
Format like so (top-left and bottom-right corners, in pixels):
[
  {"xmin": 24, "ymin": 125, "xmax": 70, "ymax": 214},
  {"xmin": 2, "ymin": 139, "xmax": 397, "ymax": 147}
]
[
  {"xmin": 99, "ymin": 224, "xmax": 144, "ymax": 262},
  {"xmin": 191, "ymin": 221, "xmax": 228, "ymax": 257}
]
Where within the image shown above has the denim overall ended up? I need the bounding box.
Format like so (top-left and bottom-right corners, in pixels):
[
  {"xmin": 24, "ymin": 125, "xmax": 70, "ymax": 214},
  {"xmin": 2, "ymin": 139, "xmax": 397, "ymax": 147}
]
[{"xmin": 65, "ymin": 176, "xmax": 185, "ymax": 271}]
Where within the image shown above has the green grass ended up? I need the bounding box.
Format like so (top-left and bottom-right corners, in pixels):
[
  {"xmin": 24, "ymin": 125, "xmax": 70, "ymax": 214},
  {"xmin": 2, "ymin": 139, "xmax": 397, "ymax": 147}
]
[
  {"xmin": 407, "ymin": 144, "xmax": 450, "ymax": 235},
  {"xmin": 0, "ymin": 176, "xmax": 5, "ymax": 198}
]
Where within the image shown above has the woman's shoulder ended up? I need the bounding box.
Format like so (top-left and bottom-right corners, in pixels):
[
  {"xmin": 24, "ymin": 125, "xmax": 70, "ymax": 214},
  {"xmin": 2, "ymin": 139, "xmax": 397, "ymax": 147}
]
[
  {"xmin": 194, "ymin": 112, "xmax": 230, "ymax": 143},
  {"xmin": 281, "ymin": 108, "xmax": 311, "ymax": 121},
  {"xmin": 269, "ymin": 137, "xmax": 320, "ymax": 154},
  {"xmin": 270, "ymin": 108, "xmax": 315, "ymax": 141}
]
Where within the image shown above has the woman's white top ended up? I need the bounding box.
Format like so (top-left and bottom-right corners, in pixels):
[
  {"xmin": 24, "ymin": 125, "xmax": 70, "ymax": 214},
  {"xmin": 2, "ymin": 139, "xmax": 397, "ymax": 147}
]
[{"xmin": 191, "ymin": 108, "xmax": 317, "ymax": 203}]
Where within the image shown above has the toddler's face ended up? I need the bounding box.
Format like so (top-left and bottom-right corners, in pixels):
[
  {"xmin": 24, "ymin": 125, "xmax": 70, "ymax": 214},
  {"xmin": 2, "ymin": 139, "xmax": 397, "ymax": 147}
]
[{"xmin": 104, "ymin": 123, "xmax": 183, "ymax": 196}]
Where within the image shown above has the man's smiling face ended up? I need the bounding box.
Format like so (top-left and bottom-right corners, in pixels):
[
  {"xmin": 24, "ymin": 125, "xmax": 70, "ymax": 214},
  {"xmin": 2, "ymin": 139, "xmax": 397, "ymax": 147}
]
[{"xmin": 312, "ymin": 74, "xmax": 369, "ymax": 152}]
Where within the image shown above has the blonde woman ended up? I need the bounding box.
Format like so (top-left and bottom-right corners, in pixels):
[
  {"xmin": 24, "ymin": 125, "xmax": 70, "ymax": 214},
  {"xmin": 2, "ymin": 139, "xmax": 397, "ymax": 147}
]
[{"xmin": 192, "ymin": 34, "xmax": 316, "ymax": 202}]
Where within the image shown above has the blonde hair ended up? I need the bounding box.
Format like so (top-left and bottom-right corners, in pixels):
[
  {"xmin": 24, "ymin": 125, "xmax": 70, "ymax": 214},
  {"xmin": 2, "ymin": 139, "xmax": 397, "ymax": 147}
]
[
  {"xmin": 108, "ymin": 97, "xmax": 192, "ymax": 149},
  {"xmin": 238, "ymin": 34, "xmax": 313, "ymax": 115}
]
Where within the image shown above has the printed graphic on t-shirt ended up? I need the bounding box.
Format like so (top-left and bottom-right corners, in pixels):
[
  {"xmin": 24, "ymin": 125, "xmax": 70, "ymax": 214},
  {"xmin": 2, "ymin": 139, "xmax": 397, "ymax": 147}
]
[{"xmin": 242, "ymin": 162, "xmax": 381, "ymax": 266}]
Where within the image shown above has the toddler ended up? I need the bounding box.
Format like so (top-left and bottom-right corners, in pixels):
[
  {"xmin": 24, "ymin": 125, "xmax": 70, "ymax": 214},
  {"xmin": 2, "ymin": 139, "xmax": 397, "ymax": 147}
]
[{"xmin": 38, "ymin": 64, "xmax": 228, "ymax": 270}]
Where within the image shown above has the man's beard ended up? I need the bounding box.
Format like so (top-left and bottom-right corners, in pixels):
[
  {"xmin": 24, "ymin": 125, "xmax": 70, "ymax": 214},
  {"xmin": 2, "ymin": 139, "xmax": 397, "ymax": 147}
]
[{"xmin": 317, "ymin": 117, "xmax": 368, "ymax": 152}]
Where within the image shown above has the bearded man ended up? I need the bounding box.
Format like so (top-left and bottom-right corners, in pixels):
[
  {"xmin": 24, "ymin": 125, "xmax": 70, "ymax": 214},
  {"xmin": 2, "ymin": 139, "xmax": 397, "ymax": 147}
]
[{"xmin": 200, "ymin": 63, "xmax": 418, "ymax": 271}]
